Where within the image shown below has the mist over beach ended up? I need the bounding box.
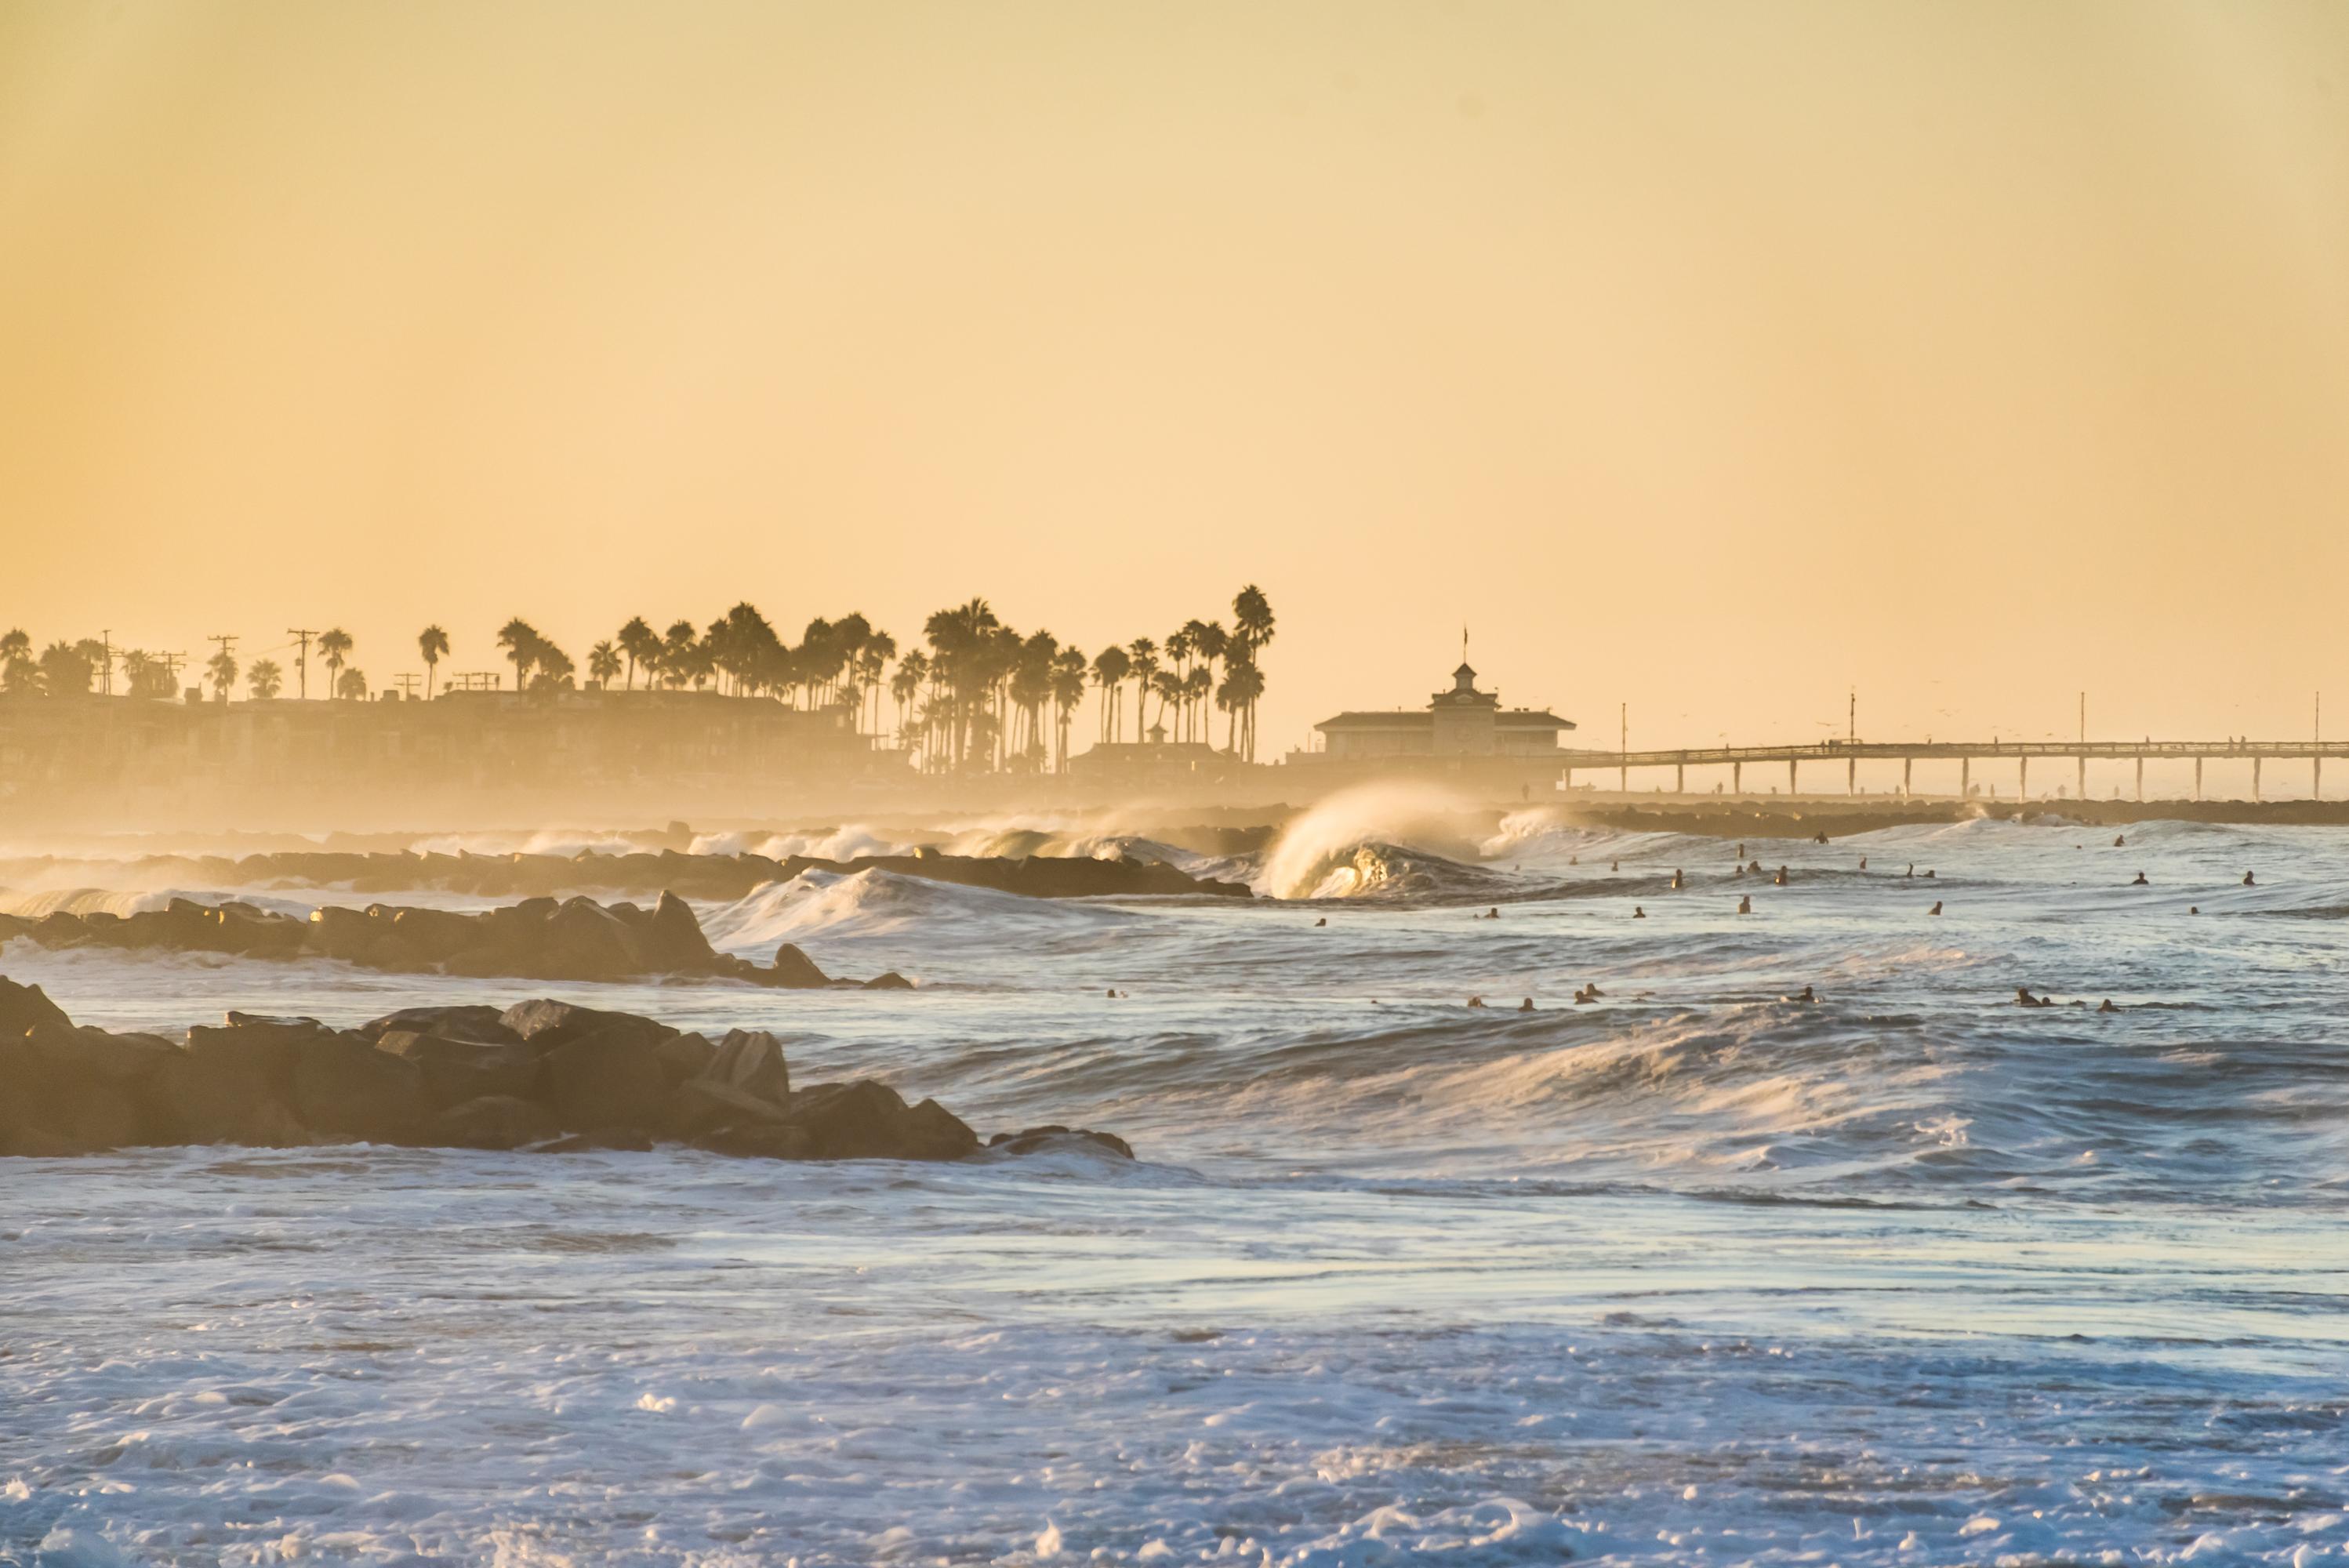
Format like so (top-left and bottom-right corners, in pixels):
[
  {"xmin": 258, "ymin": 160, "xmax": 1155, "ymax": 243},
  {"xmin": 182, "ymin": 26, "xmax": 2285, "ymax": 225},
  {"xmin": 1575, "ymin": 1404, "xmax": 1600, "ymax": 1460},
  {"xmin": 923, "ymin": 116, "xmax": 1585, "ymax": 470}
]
[{"xmin": 5, "ymin": 4, "xmax": 2349, "ymax": 1565}]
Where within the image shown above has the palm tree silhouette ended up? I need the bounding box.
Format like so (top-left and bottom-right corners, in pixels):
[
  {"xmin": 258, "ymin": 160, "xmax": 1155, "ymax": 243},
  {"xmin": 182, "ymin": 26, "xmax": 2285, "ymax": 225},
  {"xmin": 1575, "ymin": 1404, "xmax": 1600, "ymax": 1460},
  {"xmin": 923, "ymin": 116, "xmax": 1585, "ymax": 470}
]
[
  {"xmin": 588, "ymin": 640, "xmax": 623, "ymax": 690},
  {"xmin": 247, "ymin": 659, "xmax": 283, "ymax": 700},
  {"xmin": 417, "ymin": 625, "xmax": 448, "ymax": 699},
  {"xmin": 318, "ymin": 628, "xmax": 353, "ymax": 699},
  {"xmin": 205, "ymin": 647, "xmax": 238, "ymax": 702},
  {"xmin": 1050, "ymin": 645, "xmax": 1087, "ymax": 771},
  {"xmin": 1126, "ymin": 638, "xmax": 1158, "ymax": 739},
  {"xmin": 496, "ymin": 619, "xmax": 540, "ymax": 691},
  {"xmin": 618, "ymin": 617, "xmax": 659, "ymax": 690},
  {"xmin": 336, "ymin": 666, "xmax": 369, "ymax": 701},
  {"xmin": 1091, "ymin": 645, "xmax": 1131, "ymax": 741},
  {"xmin": 1233, "ymin": 586, "xmax": 1276, "ymax": 760},
  {"xmin": 923, "ymin": 597, "xmax": 1002, "ymax": 769}
]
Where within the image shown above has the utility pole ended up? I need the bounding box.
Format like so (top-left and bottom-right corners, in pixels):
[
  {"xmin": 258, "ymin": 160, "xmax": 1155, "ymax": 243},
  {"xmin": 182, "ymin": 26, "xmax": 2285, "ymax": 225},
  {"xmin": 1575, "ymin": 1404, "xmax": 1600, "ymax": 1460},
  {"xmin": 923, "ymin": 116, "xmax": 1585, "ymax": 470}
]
[
  {"xmin": 1848, "ymin": 687, "xmax": 1855, "ymax": 745},
  {"xmin": 206, "ymin": 634, "xmax": 238, "ymax": 702},
  {"xmin": 393, "ymin": 673, "xmax": 422, "ymax": 701},
  {"xmin": 158, "ymin": 652, "xmax": 186, "ymax": 693},
  {"xmin": 287, "ymin": 629, "xmax": 316, "ymax": 699}
]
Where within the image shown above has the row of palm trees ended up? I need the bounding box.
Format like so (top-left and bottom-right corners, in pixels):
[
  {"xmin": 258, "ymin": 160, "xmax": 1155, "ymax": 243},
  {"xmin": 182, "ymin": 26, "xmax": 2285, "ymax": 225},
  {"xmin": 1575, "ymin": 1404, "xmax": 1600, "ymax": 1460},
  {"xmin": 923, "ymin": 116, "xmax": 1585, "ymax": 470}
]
[{"xmin": 1, "ymin": 583, "xmax": 1280, "ymax": 770}]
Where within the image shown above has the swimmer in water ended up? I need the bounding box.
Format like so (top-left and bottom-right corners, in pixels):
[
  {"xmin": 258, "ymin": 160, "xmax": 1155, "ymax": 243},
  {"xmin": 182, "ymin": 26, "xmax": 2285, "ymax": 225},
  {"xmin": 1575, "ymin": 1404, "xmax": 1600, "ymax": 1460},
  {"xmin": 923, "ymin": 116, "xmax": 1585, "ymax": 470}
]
[
  {"xmin": 1749, "ymin": 858, "xmax": 1764, "ymax": 874},
  {"xmin": 1923, "ymin": 869, "xmax": 1936, "ymax": 879},
  {"xmin": 1929, "ymin": 900, "xmax": 1943, "ymax": 915},
  {"xmin": 2189, "ymin": 906, "xmax": 2199, "ymax": 914},
  {"xmin": 1314, "ymin": 916, "xmax": 1327, "ymax": 927},
  {"xmin": 1788, "ymin": 984, "xmax": 1816, "ymax": 1003},
  {"xmin": 1859, "ymin": 856, "xmax": 1868, "ymax": 870},
  {"xmin": 2113, "ymin": 834, "xmax": 2126, "ymax": 847},
  {"xmin": 1813, "ymin": 831, "xmax": 1829, "ymax": 845},
  {"xmin": 1905, "ymin": 863, "xmax": 1915, "ymax": 878},
  {"xmin": 1736, "ymin": 843, "xmax": 1745, "ymax": 859},
  {"xmin": 2131, "ymin": 872, "xmax": 2149, "ymax": 886},
  {"xmin": 2097, "ymin": 998, "xmax": 2118, "ymax": 1013},
  {"xmin": 1632, "ymin": 906, "xmax": 1646, "ymax": 918},
  {"xmin": 1467, "ymin": 996, "xmax": 1486, "ymax": 1009},
  {"xmin": 1737, "ymin": 895, "xmax": 1753, "ymax": 914},
  {"xmin": 1519, "ymin": 998, "xmax": 1535, "ymax": 1012},
  {"xmin": 1611, "ymin": 859, "xmax": 1620, "ymax": 873},
  {"xmin": 1670, "ymin": 869, "xmax": 1685, "ymax": 889},
  {"xmin": 1774, "ymin": 866, "xmax": 1790, "ymax": 886},
  {"xmin": 2242, "ymin": 871, "xmax": 2256, "ymax": 886}
]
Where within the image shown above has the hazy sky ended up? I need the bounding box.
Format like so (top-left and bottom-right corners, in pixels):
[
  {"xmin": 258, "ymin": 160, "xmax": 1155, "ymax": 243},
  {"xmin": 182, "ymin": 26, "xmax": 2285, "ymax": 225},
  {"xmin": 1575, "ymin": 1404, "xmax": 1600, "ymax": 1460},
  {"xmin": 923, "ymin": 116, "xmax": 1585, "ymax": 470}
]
[{"xmin": 4, "ymin": 2, "xmax": 2347, "ymax": 753}]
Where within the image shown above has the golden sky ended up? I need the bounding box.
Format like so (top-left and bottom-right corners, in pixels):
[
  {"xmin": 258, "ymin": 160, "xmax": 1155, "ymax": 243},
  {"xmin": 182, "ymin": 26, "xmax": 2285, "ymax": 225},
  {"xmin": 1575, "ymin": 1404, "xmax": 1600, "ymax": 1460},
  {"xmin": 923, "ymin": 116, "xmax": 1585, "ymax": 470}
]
[{"xmin": 3, "ymin": 1, "xmax": 2346, "ymax": 753}]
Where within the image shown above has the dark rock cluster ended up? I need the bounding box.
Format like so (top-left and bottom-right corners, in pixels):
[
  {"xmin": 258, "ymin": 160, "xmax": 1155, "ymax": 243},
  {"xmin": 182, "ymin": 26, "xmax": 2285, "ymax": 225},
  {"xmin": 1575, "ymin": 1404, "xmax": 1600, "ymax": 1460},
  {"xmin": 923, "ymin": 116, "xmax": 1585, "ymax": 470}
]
[
  {"xmin": 0, "ymin": 891, "xmax": 910, "ymax": 989},
  {"xmin": 0, "ymin": 848, "xmax": 1252, "ymax": 902},
  {"xmin": 0, "ymin": 977, "xmax": 1128, "ymax": 1163}
]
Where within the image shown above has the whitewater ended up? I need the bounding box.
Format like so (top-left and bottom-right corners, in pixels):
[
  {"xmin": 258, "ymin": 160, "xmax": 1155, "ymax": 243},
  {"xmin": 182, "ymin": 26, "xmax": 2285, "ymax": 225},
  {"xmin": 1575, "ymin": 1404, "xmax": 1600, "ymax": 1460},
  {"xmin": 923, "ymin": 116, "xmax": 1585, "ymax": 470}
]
[{"xmin": 4, "ymin": 804, "xmax": 2346, "ymax": 1565}]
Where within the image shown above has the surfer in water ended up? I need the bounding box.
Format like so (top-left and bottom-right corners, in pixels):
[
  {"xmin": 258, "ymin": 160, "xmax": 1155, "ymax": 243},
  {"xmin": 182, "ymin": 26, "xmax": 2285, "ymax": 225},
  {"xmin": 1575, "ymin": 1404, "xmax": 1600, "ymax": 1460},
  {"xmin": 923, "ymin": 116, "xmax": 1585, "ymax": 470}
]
[
  {"xmin": 1632, "ymin": 906, "xmax": 1646, "ymax": 918},
  {"xmin": 1929, "ymin": 900, "xmax": 1943, "ymax": 915},
  {"xmin": 2131, "ymin": 872, "xmax": 2149, "ymax": 886},
  {"xmin": 1773, "ymin": 866, "xmax": 1790, "ymax": 886},
  {"xmin": 2242, "ymin": 871, "xmax": 2256, "ymax": 886}
]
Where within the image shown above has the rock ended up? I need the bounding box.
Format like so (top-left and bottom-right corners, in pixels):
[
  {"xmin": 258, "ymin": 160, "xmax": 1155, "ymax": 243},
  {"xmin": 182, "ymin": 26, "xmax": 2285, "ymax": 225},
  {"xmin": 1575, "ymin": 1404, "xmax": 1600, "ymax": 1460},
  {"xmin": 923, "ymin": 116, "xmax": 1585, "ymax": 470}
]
[
  {"xmin": 693, "ymin": 1122, "xmax": 811, "ymax": 1160},
  {"xmin": 430, "ymin": 1094, "xmax": 561, "ymax": 1150},
  {"xmin": 786, "ymin": 1080, "xmax": 978, "ymax": 1161},
  {"xmin": 374, "ymin": 1030, "xmax": 542, "ymax": 1109},
  {"xmin": 768, "ymin": 943, "xmax": 831, "ymax": 989},
  {"xmin": 140, "ymin": 1052, "xmax": 310, "ymax": 1146},
  {"xmin": 652, "ymin": 1030, "xmax": 717, "ymax": 1085},
  {"xmin": 24, "ymin": 1021, "xmax": 180, "ymax": 1087},
  {"xmin": 637, "ymin": 891, "xmax": 719, "ymax": 972},
  {"xmin": 499, "ymin": 999, "xmax": 673, "ymax": 1053},
  {"xmin": 183, "ymin": 1019, "xmax": 336, "ymax": 1098},
  {"xmin": 542, "ymin": 1022, "xmax": 671, "ymax": 1132},
  {"xmin": 224, "ymin": 1011, "xmax": 321, "ymax": 1030},
  {"xmin": 667, "ymin": 1077, "xmax": 793, "ymax": 1135},
  {"xmin": 1, "ymin": 1029, "xmax": 147, "ymax": 1154},
  {"xmin": 987, "ymin": 1126, "xmax": 1136, "ymax": 1160},
  {"xmin": 0, "ymin": 975, "xmax": 73, "ymax": 1039},
  {"xmin": 304, "ymin": 905, "xmax": 379, "ymax": 962},
  {"xmin": 537, "ymin": 896, "xmax": 647, "ymax": 980},
  {"xmin": 704, "ymin": 1029, "xmax": 790, "ymax": 1105},
  {"xmin": 863, "ymin": 971, "xmax": 915, "ymax": 990},
  {"xmin": 356, "ymin": 1004, "xmax": 521, "ymax": 1046},
  {"xmin": 293, "ymin": 1035, "xmax": 433, "ymax": 1144}
]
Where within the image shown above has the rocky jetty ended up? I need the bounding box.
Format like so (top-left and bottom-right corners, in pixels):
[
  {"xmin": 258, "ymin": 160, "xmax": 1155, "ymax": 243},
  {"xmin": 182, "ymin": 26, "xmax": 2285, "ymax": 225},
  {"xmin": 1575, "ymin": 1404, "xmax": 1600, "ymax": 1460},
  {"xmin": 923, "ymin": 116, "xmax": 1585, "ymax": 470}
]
[
  {"xmin": 0, "ymin": 892, "xmax": 909, "ymax": 989},
  {"xmin": 0, "ymin": 848, "xmax": 1252, "ymax": 902},
  {"xmin": 0, "ymin": 977, "xmax": 1129, "ymax": 1162}
]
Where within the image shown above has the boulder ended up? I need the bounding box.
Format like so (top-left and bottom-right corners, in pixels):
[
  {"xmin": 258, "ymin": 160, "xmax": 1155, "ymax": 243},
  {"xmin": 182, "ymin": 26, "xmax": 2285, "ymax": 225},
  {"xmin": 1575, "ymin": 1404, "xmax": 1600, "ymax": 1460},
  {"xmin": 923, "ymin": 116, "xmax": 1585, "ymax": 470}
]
[
  {"xmin": 0, "ymin": 976, "xmax": 74, "ymax": 1039},
  {"xmin": 499, "ymin": 999, "xmax": 673, "ymax": 1054},
  {"xmin": 786, "ymin": 1080, "xmax": 978, "ymax": 1161},
  {"xmin": 536, "ymin": 897, "xmax": 647, "ymax": 980},
  {"xmin": 987, "ymin": 1126, "xmax": 1136, "ymax": 1160},
  {"xmin": 704, "ymin": 1029, "xmax": 790, "ymax": 1105},
  {"xmin": 769, "ymin": 943, "xmax": 830, "ymax": 989},
  {"xmin": 430, "ymin": 1094, "xmax": 560, "ymax": 1150},
  {"xmin": 652, "ymin": 1030, "xmax": 718, "ymax": 1085},
  {"xmin": 292, "ymin": 1035, "xmax": 433, "ymax": 1143},
  {"xmin": 24, "ymin": 1021, "xmax": 180, "ymax": 1088},
  {"xmin": 183, "ymin": 1019, "xmax": 336, "ymax": 1098},
  {"xmin": 637, "ymin": 891, "xmax": 718, "ymax": 972},
  {"xmin": 304, "ymin": 904, "xmax": 381, "ymax": 962},
  {"xmin": 224, "ymin": 1011, "xmax": 321, "ymax": 1030},
  {"xmin": 140, "ymin": 1052, "xmax": 309, "ymax": 1146},
  {"xmin": 1, "ymin": 1030, "xmax": 147, "ymax": 1154},
  {"xmin": 542, "ymin": 1022, "xmax": 671, "ymax": 1132},
  {"xmin": 357, "ymin": 1004, "xmax": 521, "ymax": 1046},
  {"xmin": 863, "ymin": 971, "xmax": 915, "ymax": 990},
  {"xmin": 666, "ymin": 1076, "xmax": 792, "ymax": 1136},
  {"xmin": 374, "ymin": 1030, "xmax": 542, "ymax": 1109}
]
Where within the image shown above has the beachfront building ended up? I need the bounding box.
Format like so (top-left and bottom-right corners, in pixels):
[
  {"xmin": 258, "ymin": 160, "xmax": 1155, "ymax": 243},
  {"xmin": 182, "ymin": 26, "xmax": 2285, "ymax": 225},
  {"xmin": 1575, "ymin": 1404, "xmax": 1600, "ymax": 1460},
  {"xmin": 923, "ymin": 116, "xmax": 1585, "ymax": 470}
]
[
  {"xmin": 1312, "ymin": 662, "xmax": 1574, "ymax": 760},
  {"xmin": 1286, "ymin": 659, "xmax": 1574, "ymax": 793}
]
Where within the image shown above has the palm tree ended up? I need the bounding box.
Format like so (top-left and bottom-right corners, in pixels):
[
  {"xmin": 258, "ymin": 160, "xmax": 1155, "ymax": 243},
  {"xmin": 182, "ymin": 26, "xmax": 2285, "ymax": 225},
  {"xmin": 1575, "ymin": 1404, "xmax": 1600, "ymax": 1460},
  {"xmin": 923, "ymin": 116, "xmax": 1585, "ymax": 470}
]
[
  {"xmin": 205, "ymin": 647, "xmax": 239, "ymax": 702},
  {"xmin": 923, "ymin": 597, "xmax": 1002, "ymax": 769},
  {"xmin": 1050, "ymin": 645, "xmax": 1088, "ymax": 771},
  {"xmin": 2, "ymin": 629, "xmax": 35, "ymax": 695},
  {"xmin": 1218, "ymin": 652, "xmax": 1264, "ymax": 757},
  {"xmin": 248, "ymin": 659, "xmax": 283, "ymax": 700},
  {"xmin": 530, "ymin": 641, "xmax": 575, "ymax": 692},
  {"xmin": 496, "ymin": 618, "xmax": 540, "ymax": 691},
  {"xmin": 1091, "ymin": 645, "xmax": 1131, "ymax": 741},
  {"xmin": 37, "ymin": 641, "xmax": 93, "ymax": 697},
  {"xmin": 1233, "ymin": 585, "xmax": 1276, "ymax": 760},
  {"xmin": 617, "ymin": 616, "xmax": 659, "ymax": 690},
  {"xmin": 587, "ymin": 640, "xmax": 623, "ymax": 690},
  {"xmin": 417, "ymin": 625, "xmax": 449, "ymax": 698},
  {"xmin": 318, "ymin": 628, "xmax": 353, "ymax": 699},
  {"xmin": 1127, "ymin": 638, "xmax": 1159, "ymax": 739},
  {"xmin": 660, "ymin": 619, "xmax": 699, "ymax": 689},
  {"xmin": 857, "ymin": 630, "xmax": 895, "ymax": 735},
  {"xmin": 890, "ymin": 648, "xmax": 928, "ymax": 751},
  {"xmin": 336, "ymin": 666, "xmax": 369, "ymax": 700},
  {"xmin": 1149, "ymin": 669, "xmax": 1182, "ymax": 740}
]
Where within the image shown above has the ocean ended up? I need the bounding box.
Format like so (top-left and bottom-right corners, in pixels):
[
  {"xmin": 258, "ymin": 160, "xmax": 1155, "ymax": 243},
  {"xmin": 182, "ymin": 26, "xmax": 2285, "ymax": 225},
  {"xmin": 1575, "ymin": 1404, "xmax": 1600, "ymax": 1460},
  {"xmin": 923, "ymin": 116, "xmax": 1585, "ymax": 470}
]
[{"xmin": 4, "ymin": 797, "xmax": 2345, "ymax": 1565}]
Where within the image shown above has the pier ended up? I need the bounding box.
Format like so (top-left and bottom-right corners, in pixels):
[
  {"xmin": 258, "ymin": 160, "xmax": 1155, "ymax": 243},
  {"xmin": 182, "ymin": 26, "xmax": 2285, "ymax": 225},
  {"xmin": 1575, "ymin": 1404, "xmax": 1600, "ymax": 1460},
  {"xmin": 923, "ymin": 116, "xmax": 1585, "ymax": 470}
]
[{"xmin": 1562, "ymin": 739, "xmax": 2349, "ymax": 802}]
